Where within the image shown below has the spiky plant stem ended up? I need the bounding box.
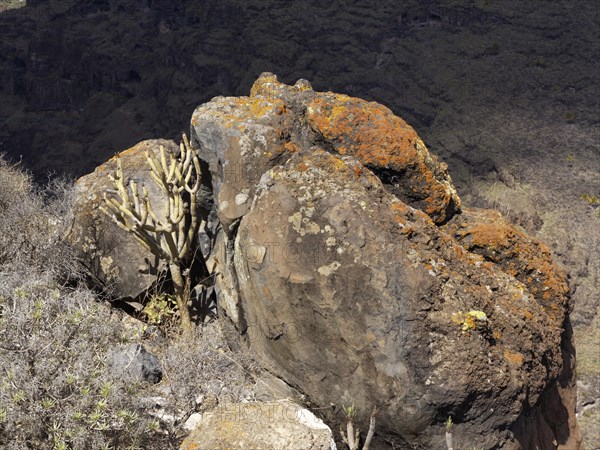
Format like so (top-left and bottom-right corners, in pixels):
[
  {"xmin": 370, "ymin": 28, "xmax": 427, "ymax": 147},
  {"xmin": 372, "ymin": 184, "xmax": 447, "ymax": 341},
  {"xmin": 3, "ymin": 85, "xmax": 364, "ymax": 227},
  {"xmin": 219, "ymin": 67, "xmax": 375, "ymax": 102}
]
[{"xmin": 100, "ymin": 134, "xmax": 203, "ymax": 332}]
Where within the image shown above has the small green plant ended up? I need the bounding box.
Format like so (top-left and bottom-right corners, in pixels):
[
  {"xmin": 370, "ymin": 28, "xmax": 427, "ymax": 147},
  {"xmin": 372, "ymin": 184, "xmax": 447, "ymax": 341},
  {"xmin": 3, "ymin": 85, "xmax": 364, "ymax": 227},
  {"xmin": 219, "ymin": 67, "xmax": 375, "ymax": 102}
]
[
  {"xmin": 581, "ymin": 193, "xmax": 599, "ymax": 205},
  {"xmin": 32, "ymin": 298, "xmax": 44, "ymax": 321},
  {"xmin": 41, "ymin": 398, "xmax": 56, "ymax": 409},
  {"xmin": 444, "ymin": 416, "xmax": 485, "ymax": 450},
  {"xmin": 344, "ymin": 403, "xmax": 357, "ymax": 419},
  {"xmin": 14, "ymin": 287, "xmax": 28, "ymax": 299},
  {"xmin": 100, "ymin": 382, "xmax": 112, "ymax": 399},
  {"xmin": 446, "ymin": 416, "xmax": 454, "ymax": 450},
  {"xmin": 142, "ymin": 293, "xmax": 176, "ymax": 325},
  {"xmin": 12, "ymin": 390, "xmax": 25, "ymax": 404}
]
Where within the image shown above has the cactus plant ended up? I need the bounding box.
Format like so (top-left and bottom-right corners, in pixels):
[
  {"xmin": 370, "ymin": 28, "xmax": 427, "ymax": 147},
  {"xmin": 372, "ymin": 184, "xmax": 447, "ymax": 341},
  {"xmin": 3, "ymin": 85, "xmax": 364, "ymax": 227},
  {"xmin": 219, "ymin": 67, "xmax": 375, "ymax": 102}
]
[
  {"xmin": 341, "ymin": 404, "xmax": 378, "ymax": 450},
  {"xmin": 100, "ymin": 134, "xmax": 203, "ymax": 331}
]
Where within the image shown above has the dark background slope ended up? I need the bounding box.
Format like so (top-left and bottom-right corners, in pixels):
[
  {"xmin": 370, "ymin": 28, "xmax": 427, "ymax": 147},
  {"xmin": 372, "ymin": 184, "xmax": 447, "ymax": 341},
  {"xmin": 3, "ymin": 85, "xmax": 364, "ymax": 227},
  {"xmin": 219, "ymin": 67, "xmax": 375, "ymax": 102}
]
[{"xmin": 1, "ymin": 0, "xmax": 598, "ymax": 445}]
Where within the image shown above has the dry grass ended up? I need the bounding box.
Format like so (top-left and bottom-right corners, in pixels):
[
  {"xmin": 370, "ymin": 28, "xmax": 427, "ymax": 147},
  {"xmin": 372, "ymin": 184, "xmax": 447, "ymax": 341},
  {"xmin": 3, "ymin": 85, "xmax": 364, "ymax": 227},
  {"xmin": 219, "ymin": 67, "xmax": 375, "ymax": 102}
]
[{"xmin": 0, "ymin": 155, "xmax": 257, "ymax": 449}]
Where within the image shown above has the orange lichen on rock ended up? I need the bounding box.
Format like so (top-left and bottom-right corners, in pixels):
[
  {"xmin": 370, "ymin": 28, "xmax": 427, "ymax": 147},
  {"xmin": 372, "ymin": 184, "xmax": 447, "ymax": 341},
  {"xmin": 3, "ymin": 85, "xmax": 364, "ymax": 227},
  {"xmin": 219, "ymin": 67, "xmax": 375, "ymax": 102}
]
[
  {"xmin": 443, "ymin": 208, "xmax": 570, "ymax": 324},
  {"xmin": 306, "ymin": 92, "xmax": 460, "ymax": 224},
  {"xmin": 284, "ymin": 141, "xmax": 301, "ymax": 153},
  {"xmin": 504, "ymin": 349, "xmax": 525, "ymax": 366}
]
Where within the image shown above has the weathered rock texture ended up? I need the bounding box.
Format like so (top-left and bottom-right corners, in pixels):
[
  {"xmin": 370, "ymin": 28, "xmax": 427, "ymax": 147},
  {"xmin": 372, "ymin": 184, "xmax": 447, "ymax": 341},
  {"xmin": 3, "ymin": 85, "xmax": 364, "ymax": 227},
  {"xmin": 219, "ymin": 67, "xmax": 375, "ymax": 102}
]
[
  {"xmin": 108, "ymin": 343, "xmax": 162, "ymax": 384},
  {"xmin": 191, "ymin": 74, "xmax": 583, "ymax": 449},
  {"xmin": 67, "ymin": 139, "xmax": 179, "ymax": 298},
  {"xmin": 180, "ymin": 400, "xmax": 336, "ymax": 450}
]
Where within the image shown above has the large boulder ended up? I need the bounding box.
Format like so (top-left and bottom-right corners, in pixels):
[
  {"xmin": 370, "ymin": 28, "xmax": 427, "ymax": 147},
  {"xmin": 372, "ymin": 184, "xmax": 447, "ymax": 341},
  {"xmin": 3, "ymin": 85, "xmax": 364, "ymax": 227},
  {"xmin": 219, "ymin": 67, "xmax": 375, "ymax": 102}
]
[
  {"xmin": 233, "ymin": 149, "xmax": 574, "ymax": 448},
  {"xmin": 192, "ymin": 75, "xmax": 581, "ymax": 449},
  {"xmin": 67, "ymin": 139, "xmax": 179, "ymax": 299},
  {"xmin": 191, "ymin": 73, "xmax": 462, "ymax": 332},
  {"xmin": 180, "ymin": 400, "xmax": 336, "ymax": 450}
]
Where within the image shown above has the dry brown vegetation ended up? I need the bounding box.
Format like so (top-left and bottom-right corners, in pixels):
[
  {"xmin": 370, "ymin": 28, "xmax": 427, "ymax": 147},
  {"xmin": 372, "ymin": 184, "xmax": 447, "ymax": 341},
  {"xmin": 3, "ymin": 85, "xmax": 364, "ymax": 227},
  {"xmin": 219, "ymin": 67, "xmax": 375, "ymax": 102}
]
[{"xmin": 0, "ymin": 156, "xmax": 256, "ymax": 449}]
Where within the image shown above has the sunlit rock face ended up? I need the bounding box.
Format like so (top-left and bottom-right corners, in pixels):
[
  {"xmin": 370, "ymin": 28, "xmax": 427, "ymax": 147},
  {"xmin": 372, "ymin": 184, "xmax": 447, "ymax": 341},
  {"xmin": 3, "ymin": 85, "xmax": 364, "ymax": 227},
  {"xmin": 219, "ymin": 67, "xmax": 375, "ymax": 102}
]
[{"xmin": 190, "ymin": 74, "xmax": 582, "ymax": 449}]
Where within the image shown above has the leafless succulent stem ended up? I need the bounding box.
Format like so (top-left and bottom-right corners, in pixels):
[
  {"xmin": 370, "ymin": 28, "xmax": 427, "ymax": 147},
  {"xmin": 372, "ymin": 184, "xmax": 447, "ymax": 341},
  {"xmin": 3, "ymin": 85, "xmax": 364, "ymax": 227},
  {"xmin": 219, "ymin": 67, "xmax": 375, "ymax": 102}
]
[{"xmin": 100, "ymin": 135, "xmax": 203, "ymax": 331}]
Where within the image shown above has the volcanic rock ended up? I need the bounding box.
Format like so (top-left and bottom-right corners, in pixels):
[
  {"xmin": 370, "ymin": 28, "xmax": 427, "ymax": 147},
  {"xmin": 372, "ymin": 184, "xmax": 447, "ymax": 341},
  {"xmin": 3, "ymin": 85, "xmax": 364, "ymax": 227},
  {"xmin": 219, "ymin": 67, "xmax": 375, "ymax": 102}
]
[{"xmin": 194, "ymin": 74, "xmax": 582, "ymax": 449}]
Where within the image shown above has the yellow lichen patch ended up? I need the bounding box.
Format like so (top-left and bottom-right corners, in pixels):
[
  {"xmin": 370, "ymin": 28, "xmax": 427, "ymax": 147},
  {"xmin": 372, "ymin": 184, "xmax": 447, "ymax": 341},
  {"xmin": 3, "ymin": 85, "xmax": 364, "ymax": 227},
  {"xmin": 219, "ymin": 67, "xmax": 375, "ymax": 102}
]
[
  {"xmin": 452, "ymin": 310, "xmax": 488, "ymax": 333},
  {"xmin": 198, "ymin": 97, "xmax": 286, "ymax": 129},
  {"xmin": 451, "ymin": 312, "xmax": 464, "ymax": 326},
  {"xmin": 246, "ymin": 97, "xmax": 285, "ymax": 119},
  {"xmin": 249, "ymin": 73, "xmax": 281, "ymax": 97}
]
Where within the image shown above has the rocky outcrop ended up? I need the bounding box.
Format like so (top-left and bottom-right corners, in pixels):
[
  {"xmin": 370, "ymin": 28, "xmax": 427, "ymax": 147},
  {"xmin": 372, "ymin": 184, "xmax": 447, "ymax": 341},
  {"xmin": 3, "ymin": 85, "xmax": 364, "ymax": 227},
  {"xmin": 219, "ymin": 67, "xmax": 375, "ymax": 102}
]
[
  {"xmin": 67, "ymin": 139, "xmax": 179, "ymax": 298},
  {"xmin": 441, "ymin": 208, "xmax": 571, "ymax": 326},
  {"xmin": 180, "ymin": 400, "xmax": 336, "ymax": 450},
  {"xmin": 191, "ymin": 72, "xmax": 461, "ymax": 336},
  {"xmin": 65, "ymin": 74, "xmax": 582, "ymax": 449},
  {"xmin": 191, "ymin": 75, "xmax": 582, "ymax": 449},
  {"xmin": 442, "ymin": 208, "xmax": 581, "ymax": 449},
  {"xmin": 2, "ymin": 2, "xmax": 597, "ymax": 442}
]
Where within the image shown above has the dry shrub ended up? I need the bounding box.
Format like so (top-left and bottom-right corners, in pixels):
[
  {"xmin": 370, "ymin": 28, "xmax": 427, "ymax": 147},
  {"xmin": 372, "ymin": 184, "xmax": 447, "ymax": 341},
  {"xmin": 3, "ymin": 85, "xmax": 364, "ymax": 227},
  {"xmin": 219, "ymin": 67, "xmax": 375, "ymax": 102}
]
[
  {"xmin": 154, "ymin": 321, "xmax": 257, "ymax": 431},
  {"xmin": 0, "ymin": 273, "xmax": 160, "ymax": 449},
  {"xmin": 0, "ymin": 155, "xmax": 79, "ymax": 279},
  {"xmin": 0, "ymin": 156, "xmax": 258, "ymax": 449}
]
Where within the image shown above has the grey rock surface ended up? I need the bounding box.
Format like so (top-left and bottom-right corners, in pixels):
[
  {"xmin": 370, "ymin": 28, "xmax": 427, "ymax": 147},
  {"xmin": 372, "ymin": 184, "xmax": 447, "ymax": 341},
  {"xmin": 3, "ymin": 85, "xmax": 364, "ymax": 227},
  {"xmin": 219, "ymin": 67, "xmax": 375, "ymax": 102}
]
[
  {"xmin": 67, "ymin": 139, "xmax": 177, "ymax": 298},
  {"xmin": 108, "ymin": 343, "xmax": 162, "ymax": 384}
]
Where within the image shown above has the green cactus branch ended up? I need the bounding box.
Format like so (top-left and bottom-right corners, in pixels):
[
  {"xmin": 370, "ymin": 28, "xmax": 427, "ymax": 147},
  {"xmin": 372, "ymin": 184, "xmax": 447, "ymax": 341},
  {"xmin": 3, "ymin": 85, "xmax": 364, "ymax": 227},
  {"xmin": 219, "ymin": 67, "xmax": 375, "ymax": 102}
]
[{"xmin": 100, "ymin": 134, "xmax": 203, "ymax": 331}]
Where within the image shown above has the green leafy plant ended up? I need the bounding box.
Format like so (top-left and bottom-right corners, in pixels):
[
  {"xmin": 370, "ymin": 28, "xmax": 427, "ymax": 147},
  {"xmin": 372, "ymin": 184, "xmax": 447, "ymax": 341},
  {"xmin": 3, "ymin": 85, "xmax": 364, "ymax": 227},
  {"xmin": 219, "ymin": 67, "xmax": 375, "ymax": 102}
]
[
  {"xmin": 581, "ymin": 193, "xmax": 599, "ymax": 205},
  {"xmin": 142, "ymin": 293, "xmax": 177, "ymax": 325},
  {"xmin": 100, "ymin": 134, "xmax": 204, "ymax": 331}
]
